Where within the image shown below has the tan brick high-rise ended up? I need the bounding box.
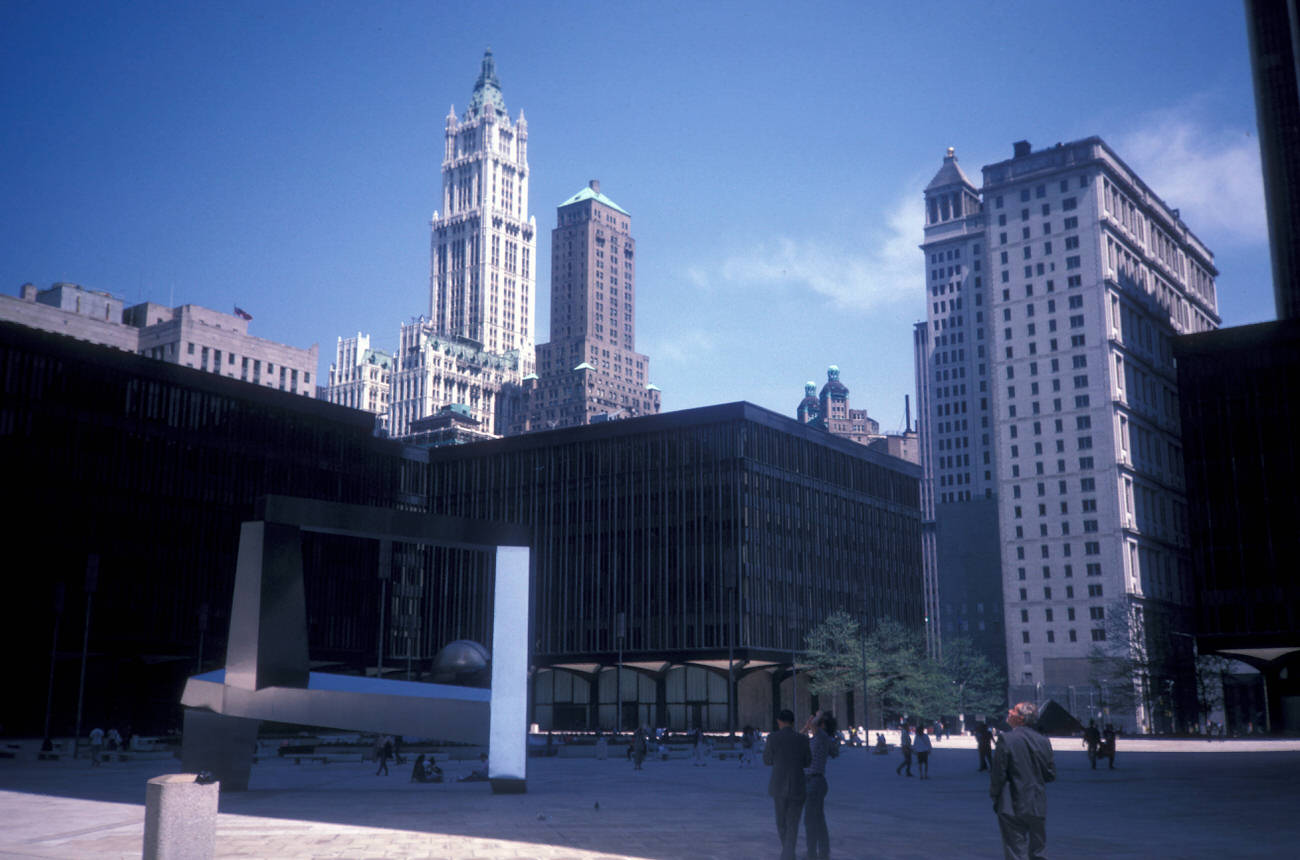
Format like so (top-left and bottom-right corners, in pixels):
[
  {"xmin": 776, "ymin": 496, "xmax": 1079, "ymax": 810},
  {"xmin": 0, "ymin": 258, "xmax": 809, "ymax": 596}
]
[{"xmin": 515, "ymin": 180, "xmax": 660, "ymax": 431}]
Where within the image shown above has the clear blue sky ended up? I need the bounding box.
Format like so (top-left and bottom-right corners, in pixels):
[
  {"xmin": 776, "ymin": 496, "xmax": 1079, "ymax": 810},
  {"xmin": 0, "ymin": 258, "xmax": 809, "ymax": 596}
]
[{"xmin": 0, "ymin": 0, "xmax": 1268, "ymax": 431}]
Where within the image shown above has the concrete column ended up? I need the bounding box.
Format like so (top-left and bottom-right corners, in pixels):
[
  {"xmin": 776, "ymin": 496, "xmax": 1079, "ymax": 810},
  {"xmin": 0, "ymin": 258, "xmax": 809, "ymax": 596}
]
[{"xmin": 142, "ymin": 773, "xmax": 219, "ymax": 860}]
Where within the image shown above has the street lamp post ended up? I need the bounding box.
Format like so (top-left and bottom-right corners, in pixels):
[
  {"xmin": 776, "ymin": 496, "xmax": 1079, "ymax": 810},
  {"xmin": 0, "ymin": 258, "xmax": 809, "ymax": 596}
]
[
  {"xmin": 377, "ymin": 541, "xmax": 392, "ymax": 678},
  {"xmin": 788, "ymin": 614, "xmax": 800, "ymax": 717},
  {"xmin": 616, "ymin": 611, "xmax": 625, "ymax": 733},
  {"xmin": 1171, "ymin": 631, "xmax": 1199, "ymax": 732},
  {"xmin": 73, "ymin": 555, "xmax": 98, "ymax": 759},
  {"xmin": 726, "ymin": 586, "xmax": 736, "ymax": 733},
  {"xmin": 42, "ymin": 583, "xmax": 65, "ymax": 744},
  {"xmin": 196, "ymin": 602, "xmax": 209, "ymax": 675}
]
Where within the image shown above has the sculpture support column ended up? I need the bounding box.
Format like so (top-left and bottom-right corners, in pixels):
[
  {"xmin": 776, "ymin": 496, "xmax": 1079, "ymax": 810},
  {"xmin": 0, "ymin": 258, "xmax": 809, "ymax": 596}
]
[{"xmin": 489, "ymin": 545, "xmax": 529, "ymax": 793}]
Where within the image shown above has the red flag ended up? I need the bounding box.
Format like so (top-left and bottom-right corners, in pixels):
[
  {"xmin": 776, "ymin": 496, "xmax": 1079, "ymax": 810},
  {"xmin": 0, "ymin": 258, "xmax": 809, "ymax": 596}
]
[{"xmin": 233, "ymin": 306, "xmax": 253, "ymax": 321}]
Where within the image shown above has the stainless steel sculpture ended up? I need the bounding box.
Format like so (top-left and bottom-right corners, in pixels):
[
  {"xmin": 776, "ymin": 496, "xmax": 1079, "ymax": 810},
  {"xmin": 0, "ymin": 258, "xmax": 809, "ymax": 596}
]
[{"xmin": 179, "ymin": 495, "xmax": 531, "ymax": 793}]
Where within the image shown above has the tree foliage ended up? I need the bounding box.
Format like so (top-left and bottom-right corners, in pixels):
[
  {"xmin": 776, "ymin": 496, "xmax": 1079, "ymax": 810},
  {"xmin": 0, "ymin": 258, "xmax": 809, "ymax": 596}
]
[
  {"xmin": 941, "ymin": 636, "xmax": 1006, "ymax": 719},
  {"xmin": 802, "ymin": 611, "xmax": 863, "ymax": 698},
  {"xmin": 801, "ymin": 613, "xmax": 1004, "ymax": 727}
]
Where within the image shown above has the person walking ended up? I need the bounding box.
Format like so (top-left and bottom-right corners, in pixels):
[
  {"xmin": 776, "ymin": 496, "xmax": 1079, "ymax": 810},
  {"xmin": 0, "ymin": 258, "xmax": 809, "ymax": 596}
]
[
  {"xmin": 631, "ymin": 726, "xmax": 647, "ymax": 771},
  {"xmin": 976, "ymin": 722, "xmax": 993, "ymax": 772},
  {"xmin": 375, "ymin": 735, "xmax": 392, "ymax": 776},
  {"xmin": 802, "ymin": 711, "xmax": 839, "ymax": 860},
  {"xmin": 764, "ymin": 709, "xmax": 810, "ymax": 860},
  {"xmin": 1100, "ymin": 724, "xmax": 1117, "ymax": 770},
  {"xmin": 1083, "ymin": 720, "xmax": 1101, "ymax": 769},
  {"xmin": 895, "ymin": 725, "xmax": 913, "ymax": 776},
  {"xmin": 914, "ymin": 725, "xmax": 933, "ymax": 779},
  {"xmin": 990, "ymin": 702, "xmax": 1056, "ymax": 860},
  {"xmin": 692, "ymin": 726, "xmax": 708, "ymax": 766},
  {"xmin": 740, "ymin": 725, "xmax": 756, "ymax": 767}
]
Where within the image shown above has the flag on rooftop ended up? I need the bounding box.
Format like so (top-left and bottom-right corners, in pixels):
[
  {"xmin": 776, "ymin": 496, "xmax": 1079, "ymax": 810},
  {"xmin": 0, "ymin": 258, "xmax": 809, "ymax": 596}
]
[{"xmin": 233, "ymin": 306, "xmax": 253, "ymax": 321}]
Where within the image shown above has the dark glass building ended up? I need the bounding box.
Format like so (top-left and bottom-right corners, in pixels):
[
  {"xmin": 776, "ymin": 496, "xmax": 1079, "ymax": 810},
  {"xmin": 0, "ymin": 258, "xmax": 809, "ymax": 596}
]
[
  {"xmin": 1174, "ymin": 321, "xmax": 1300, "ymax": 732},
  {"xmin": 0, "ymin": 323, "xmax": 426, "ymax": 736},
  {"xmin": 424, "ymin": 402, "xmax": 923, "ymax": 731},
  {"xmin": 2, "ymin": 324, "xmax": 921, "ymax": 737}
]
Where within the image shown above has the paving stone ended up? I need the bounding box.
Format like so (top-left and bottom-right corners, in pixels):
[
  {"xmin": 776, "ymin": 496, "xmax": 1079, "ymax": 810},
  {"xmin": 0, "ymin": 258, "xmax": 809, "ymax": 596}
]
[{"xmin": 2, "ymin": 743, "xmax": 1300, "ymax": 858}]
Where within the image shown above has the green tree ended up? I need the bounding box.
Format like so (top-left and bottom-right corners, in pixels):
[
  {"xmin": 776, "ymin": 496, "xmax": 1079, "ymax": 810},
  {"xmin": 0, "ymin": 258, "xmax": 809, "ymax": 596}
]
[
  {"xmin": 941, "ymin": 636, "xmax": 1006, "ymax": 721},
  {"xmin": 1086, "ymin": 597, "xmax": 1189, "ymax": 731},
  {"xmin": 802, "ymin": 611, "xmax": 863, "ymax": 699}
]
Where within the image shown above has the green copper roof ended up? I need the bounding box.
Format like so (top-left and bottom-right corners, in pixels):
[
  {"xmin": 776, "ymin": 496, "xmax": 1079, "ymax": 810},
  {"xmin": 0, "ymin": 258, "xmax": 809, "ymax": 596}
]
[
  {"xmin": 559, "ymin": 185, "xmax": 629, "ymax": 216},
  {"xmin": 465, "ymin": 48, "xmax": 508, "ymax": 120}
]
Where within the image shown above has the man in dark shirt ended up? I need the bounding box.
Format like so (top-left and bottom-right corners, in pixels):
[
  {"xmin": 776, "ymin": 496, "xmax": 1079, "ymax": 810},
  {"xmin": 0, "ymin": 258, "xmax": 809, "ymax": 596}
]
[
  {"xmin": 990, "ymin": 701, "xmax": 1056, "ymax": 860},
  {"xmin": 976, "ymin": 721, "xmax": 994, "ymax": 771},
  {"xmin": 1083, "ymin": 719, "xmax": 1101, "ymax": 769},
  {"xmin": 764, "ymin": 708, "xmax": 811, "ymax": 860}
]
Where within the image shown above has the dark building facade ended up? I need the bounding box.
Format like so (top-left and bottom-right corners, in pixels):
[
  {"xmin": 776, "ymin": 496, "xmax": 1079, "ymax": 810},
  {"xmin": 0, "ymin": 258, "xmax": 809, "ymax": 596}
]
[
  {"xmin": 424, "ymin": 402, "xmax": 923, "ymax": 731},
  {"xmin": 1175, "ymin": 321, "xmax": 1300, "ymax": 732},
  {"xmin": 0, "ymin": 323, "xmax": 431, "ymax": 737},
  {"xmin": 1165, "ymin": 3, "xmax": 1300, "ymax": 735},
  {"xmin": 2, "ymin": 325, "xmax": 921, "ymax": 737},
  {"xmin": 1245, "ymin": 0, "xmax": 1300, "ymax": 320}
]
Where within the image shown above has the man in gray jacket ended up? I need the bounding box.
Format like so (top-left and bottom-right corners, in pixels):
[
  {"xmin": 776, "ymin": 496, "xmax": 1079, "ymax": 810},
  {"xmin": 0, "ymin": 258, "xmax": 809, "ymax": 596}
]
[
  {"xmin": 990, "ymin": 701, "xmax": 1056, "ymax": 860},
  {"xmin": 764, "ymin": 709, "xmax": 811, "ymax": 860}
]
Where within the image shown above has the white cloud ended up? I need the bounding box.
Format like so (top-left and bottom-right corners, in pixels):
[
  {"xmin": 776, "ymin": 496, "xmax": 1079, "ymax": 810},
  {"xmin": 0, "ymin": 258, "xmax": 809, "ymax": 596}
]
[
  {"xmin": 689, "ymin": 192, "xmax": 925, "ymax": 313},
  {"xmin": 1116, "ymin": 111, "xmax": 1266, "ymax": 248},
  {"xmin": 643, "ymin": 327, "xmax": 716, "ymax": 365}
]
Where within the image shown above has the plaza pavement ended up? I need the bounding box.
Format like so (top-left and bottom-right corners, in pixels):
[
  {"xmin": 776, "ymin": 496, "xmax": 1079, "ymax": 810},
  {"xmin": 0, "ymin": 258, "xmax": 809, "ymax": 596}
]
[{"xmin": 2, "ymin": 739, "xmax": 1299, "ymax": 859}]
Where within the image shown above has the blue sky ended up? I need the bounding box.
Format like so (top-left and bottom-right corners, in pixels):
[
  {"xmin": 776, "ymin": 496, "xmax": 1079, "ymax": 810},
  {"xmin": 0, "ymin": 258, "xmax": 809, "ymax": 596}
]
[{"xmin": 1, "ymin": 0, "xmax": 1268, "ymax": 432}]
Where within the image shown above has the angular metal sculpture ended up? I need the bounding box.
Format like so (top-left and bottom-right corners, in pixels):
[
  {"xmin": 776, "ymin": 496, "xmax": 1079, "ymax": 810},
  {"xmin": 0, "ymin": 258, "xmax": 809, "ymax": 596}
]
[{"xmin": 180, "ymin": 495, "xmax": 531, "ymax": 793}]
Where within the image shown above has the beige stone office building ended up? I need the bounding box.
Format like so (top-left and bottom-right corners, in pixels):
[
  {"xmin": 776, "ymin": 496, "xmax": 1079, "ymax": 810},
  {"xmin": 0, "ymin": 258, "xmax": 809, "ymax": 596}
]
[
  {"xmin": 916, "ymin": 138, "xmax": 1220, "ymax": 730},
  {"xmin": 2, "ymin": 282, "xmax": 318, "ymax": 397}
]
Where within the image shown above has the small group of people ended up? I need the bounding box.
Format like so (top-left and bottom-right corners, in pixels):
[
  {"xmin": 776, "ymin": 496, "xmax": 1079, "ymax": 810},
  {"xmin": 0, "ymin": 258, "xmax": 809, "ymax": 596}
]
[
  {"xmin": 1082, "ymin": 720, "xmax": 1118, "ymax": 770},
  {"xmin": 764, "ymin": 708, "xmax": 839, "ymax": 860},
  {"xmin": 894, "ymin": 724, "xmax": 934, "ymax": 779},
  {"xmin": 86, "ymin": 727, "xmax": 124, "ymax": 765},
  {"xmin": 408, "ymin": 753, "xmax": 443, "ymax": 783}
]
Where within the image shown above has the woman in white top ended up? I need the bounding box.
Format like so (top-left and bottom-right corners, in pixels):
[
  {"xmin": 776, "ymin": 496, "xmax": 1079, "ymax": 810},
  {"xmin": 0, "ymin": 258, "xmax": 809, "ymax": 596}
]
[{"xmin": 913, "ymin": 726, "xmax": 933, "ymax": 779}]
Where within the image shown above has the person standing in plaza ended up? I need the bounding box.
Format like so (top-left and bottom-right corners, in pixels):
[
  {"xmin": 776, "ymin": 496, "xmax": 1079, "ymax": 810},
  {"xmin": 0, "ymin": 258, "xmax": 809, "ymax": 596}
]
[
  {"xmin": 375, "ymin": 735, "xmax": 392, "ymax": 776},
  {"xmin": 764, "ymin": 708, "xmax": 810, "ymax": 860},
  {"xmin": 692, "ymin": 726, "xmax": 708, "ymax": 766},
  {"xmin": 88, "ymin": 726, "xmax": 104, "ymax": 767},
  {"xmin": 802, "ymin": 711, "xmax": 839, "ymax": 860},
  {"xmin": 1083, "ymin": 720, "xmax": 1101, "ymax": 769},
  {"xmin": 631, "ymin": 726, "xmax": 647, "ymax": 771},
  {"xmin": 976, "ymin": 722, "xmax": 993, "ymax": 772},
  {"xmin": 913, "ymin": 724, "xmax": 933, "ymax": 779},
  {"xmin": 990, "ymin": 701, "xmax": 1056, "ymax": 860},
  {"xmin": 740, "ymin": 725, "xmax": 756, "ymax": 767},
  {"xmin": 895, "ymin": 724, "xmax": 913, "ymax": 776}
]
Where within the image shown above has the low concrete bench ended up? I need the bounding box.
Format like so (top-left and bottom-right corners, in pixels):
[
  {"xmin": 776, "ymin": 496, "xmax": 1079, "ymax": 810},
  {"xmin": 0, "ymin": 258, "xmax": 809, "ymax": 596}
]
[{"xmin": 143, "ymin": 773, "xmax": 218, "ymax": 860}]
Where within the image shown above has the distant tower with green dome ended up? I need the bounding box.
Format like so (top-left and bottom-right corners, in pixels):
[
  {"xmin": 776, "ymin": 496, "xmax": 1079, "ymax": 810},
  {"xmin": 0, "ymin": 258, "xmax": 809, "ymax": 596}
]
[{"xmin": 513, "ymin": 179, "xmax": 661, "ymax": 432}]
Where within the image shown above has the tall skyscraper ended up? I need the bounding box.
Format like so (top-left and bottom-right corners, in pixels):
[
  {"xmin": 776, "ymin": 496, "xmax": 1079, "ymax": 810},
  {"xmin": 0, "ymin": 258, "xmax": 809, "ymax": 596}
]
[
  {"xmin": 331, "ymin": 50, "xmax": 536, "ymax": 438},
  {"xmin": 915, "ymin": 148, "xmax": 1004, "ymax": 668},
  {"xmin": 916, "ymin": 139, "xmax": 1220, "ymax": 731},
  {"xmin": 428, "ymin": 48, "xmax": 535, "ymax": 360},
  {"xmin": 1244, "ymin": 0, "xmax": 1300, "ymax": 320},
  {"xmin": 514, "ymin": 180, "xmax": 659, "ymax": 432}
]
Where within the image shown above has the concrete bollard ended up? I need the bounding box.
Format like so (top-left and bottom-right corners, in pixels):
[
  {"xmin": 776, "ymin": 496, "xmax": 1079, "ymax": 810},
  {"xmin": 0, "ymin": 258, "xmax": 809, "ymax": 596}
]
[{"xmin": 142, "ymin": 773, "xmax": 219, "ymax": 860}]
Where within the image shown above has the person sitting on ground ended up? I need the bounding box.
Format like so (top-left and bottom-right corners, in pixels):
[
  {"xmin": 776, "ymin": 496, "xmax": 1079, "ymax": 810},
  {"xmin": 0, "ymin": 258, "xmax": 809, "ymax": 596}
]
[
  {"xmin": 874, "ymin": 733, "xmax": 889, "ymax": 754},
  {"xmin": 410, "ymin": 754, "xmax": 431, "ymax": 783},
  {"xmin": 458, "ymin": 753, "xmax": 490, "ymax": 782}
]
